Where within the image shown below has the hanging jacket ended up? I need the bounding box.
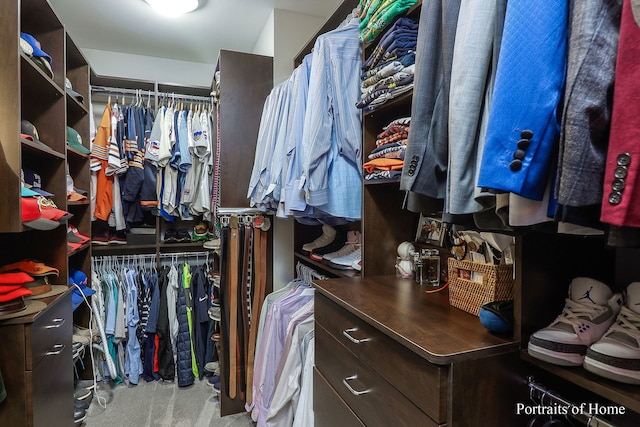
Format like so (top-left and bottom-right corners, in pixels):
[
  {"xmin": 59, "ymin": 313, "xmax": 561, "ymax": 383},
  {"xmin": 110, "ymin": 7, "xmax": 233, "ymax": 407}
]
[
  {"xmin": 157, "ymin": 267, "xmax": 175, "ymax": 381},
  {"xmin": 191, "ymin": 265, "xmax": 210, "ymax": 378},
  {"xmin": 176, "ymin": 267, "xmax": 195, "ymax": 387}
]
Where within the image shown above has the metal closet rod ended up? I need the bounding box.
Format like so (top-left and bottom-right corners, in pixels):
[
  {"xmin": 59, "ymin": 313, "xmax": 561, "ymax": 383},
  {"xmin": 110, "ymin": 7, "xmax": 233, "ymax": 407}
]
[
  {"xmin": 91, "ymin": 85, "xmax": 213, "ymax": 103},
  {"xmin": 527, "ymin": 377, "xmax": 617, "ymax": 427},
  {"xmin": 92, "ymin": 251, "xmax": 212, "ymax": 261}
]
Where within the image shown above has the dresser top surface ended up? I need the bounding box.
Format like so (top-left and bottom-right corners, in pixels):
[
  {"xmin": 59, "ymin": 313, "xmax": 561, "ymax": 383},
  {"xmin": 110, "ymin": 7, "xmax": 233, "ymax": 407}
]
[{"xmin": 314, "ymin": 275, "xmax": 518, "ymax": 364}]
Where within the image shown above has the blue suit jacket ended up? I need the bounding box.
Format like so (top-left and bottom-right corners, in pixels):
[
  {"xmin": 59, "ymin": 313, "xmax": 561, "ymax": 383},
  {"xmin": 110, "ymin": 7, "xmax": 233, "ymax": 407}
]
[{"xmin": 478, "ymin": 0, "xmax": 568, "ymax": 201}]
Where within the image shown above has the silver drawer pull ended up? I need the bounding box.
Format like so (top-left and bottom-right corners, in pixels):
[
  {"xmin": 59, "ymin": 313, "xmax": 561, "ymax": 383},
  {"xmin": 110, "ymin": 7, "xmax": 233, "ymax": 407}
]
[
  {"xmin": 44, "ymin": 318, "xmax": 65, "ymax": 329},
  {"xmin": 342, "ymin": 375, "xmax": 370, "ymax": 396},
  {"xmin": 342, "ymin": 328, "xmax": 370, "ymax": 344},
  {"xmin": 45, "ymin": 344, "xmax": 65, "ymax": 356}
]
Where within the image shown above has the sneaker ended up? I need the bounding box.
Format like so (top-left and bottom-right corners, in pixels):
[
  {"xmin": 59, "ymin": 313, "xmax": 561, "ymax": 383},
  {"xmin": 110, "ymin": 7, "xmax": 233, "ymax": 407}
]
[
  {"xmin": 164, "ymin": 228, "xmax": 178, "ymax": 243},
  {"xmin": 92, "ymin": 229, "xmax": 109, "ymax": 245},
  {"xmin": 208, "ymin": 306, "xmax": 221, "ymax": 322},
  {"xmin": 583, "ymin": 282, "xmax": 640, "ymax": 384},
  {"xmin": 310, "ymin": 226, "xmax": 349, "ymax": 261},
  {"xmin": 329, "ymin": 246, "xmax": 361, "ymax": 270},
  {"xmin": 109, "ymin": 230, "xmax": 127, "ymax": 245},
  {"xmin": 323, "ymin": 231, "xmax": 361, "ymax": 262},
  {"xmin": 527, "ymin": 277, "xmax": 623, "ymax": 366},
  {"xmin": 206, "ymin": 375, "xmax": 221, "ymax": 388},
  {"xmin": 203, "ymin": 238, "xmax": 221, "ymax": 250},
  {"xmin": 176, "ymin": 228, "xmax": 192, "ymax": 243},
  {"xmin": 301, "ymin": 224, "xmax": 336, "ymax": 253},
  {"xmin": 193, "ymin": 221, "xmax": 208, "ymax": 238},
  {"xmin": 74, "ymin": 406, "xmax": 87, "ymax": 424},
  {"xmin": 204, "ymin": 361, "xmax": 219, "ymax": 374}
]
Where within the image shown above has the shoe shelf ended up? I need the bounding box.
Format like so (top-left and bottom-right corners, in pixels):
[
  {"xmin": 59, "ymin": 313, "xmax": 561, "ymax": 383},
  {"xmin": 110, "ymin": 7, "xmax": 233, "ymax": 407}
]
[
  {"xmin": 91, "ymin": 243, "xmax": 157, "ymax": 255},
  {"xmin": 521, "ymin": 351, "xmax": 640, "ymax": 414},
  {"xmin": 294, "ymin": 252, "xmax": 359, "ymax": 279},
  {"xmin": 68, "ymin": 242, "xmax": 91, "ymax": 257},
  {"xmin": 21, "ymin": 137, "xmax": 66, "ymax": 160}
]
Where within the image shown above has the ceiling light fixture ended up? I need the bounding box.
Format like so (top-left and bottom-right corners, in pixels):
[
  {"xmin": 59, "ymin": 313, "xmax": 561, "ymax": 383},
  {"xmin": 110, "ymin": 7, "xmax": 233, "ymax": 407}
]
[{"xmin": 144, "ymin": 0, "xmax": 200, "ymax": 18}]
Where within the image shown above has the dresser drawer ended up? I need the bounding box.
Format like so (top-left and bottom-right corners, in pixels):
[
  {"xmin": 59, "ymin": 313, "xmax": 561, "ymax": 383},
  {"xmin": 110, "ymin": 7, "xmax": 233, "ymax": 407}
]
[
  {"xmin": 27, "ymin": 292, "xmax": 71, "ymax": 370},
  {"xmin": 29, "ymin": 328, "xmax": 73, "ymax": 427},
  {"xmin": 314, "ymin": 367, "xmax": 365, "ymax": 427},
  {"xmin": 316, "ymin": 325, "xmax": 438, "ymax": 427},
  {"xmin": 315, "ymin": 293, "xmax": 447, "ymax": 422}
]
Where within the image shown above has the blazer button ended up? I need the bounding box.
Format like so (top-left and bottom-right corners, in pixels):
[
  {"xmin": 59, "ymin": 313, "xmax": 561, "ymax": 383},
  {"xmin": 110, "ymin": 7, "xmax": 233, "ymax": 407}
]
[
  {"xmin": 617, "ymin": 152, "xmax": 631, "ymax": 166},
  {"xmin": 510, "ymin": 159, "xmax": 522, "ymax": 171},
  {"xmin": 513, "ymin": 149, "xmax": 526, "ymax": 160},
  {"xmin": 521, "ymin": 129, "xmax": 534, "ymax": 140},
  {"xmin": 608, "ymin": 191, "xmax": 622, "ymax": 205},
  {"xmin": 612, "ymin": 178, "xmax": 625, "ymax": 192},
  {"xmin": 614, "ymin": 166, "xmax": 628, "ymax": 179},
  {"xmin": 517, "ymin": 139, "xmax": 530, "ymax": 150}
]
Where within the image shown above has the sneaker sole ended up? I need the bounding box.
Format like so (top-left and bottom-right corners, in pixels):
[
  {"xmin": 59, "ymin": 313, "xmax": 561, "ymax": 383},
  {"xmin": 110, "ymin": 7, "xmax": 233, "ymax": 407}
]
[
  {"xmin": 527, "ymin": 343, "xmax": 584, "ymax": 366},
  {"xmin": 109, "ymin": 240, "xmax": 127, "ymax": 245},
  {"xmin": 92, "ymin": 240, "xmax": 109, "ymax": 245},
  {"xmin": 583, "ymin": 357, "xmax": 640, "ymax": 384}
]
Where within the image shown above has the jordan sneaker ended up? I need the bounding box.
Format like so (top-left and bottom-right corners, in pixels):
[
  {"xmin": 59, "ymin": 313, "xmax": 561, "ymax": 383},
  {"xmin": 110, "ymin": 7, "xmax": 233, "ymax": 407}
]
[
  {"xmin": 329, "ymin": 246, "xmax": 361, "ymax": 270},
  {"xmin": 322, "ymin": 231, "xmax": 361, "ymax": 262},
  {"xmin": 528, "ymin": 277, "xmax": 623, "ymax": 366},
  {"xmin": 309, "ymin": 226, "xmax": 349, "ymax": 261},
  {"xmin": 584, "ymin": 282, "xmax": 640, "ymax": 384},
  {"xmin": 301, "ymin": 224, "xmax": 336, "ymax": 253}
]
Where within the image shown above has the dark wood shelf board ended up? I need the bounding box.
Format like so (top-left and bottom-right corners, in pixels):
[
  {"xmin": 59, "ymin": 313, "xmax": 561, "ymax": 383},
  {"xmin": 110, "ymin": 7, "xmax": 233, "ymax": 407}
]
[
  {"xmin": 91, "ymin": 244, "xmax": 157, "ymax": 255},
  {"xmin": 364, "ymin": 90, "xmax": 413, "ymax": 118},
  {"xmin": 68, "ymin": 242, "xmax": 90, "ymax": 257},
  {"xmin": 521, "ymin": 351, "xmax": 640, "ymax": 413},
  {"xmin": 20, "ymin": 52, "xmax": 64, "ymax": 98},
  {"xmin": 66, "ymin": 92, "xmax": 89, "ymax": 115},
  {"xmin": 67, "ymin": 200, "xmax": 90, "ymax": 207},
  {"xmin": 294, "ymin": 252, "xmax": 359, "ymax": 278},
  {"xmin": 66, "ymin": 145, "xmax": 90, "ymax": 159},
  {"xmin": 363, "ymin": 177, "xmax": 401, "ymax": 185},
  {"xmin": 21, "ymin": 137, "xmax": 65, "ymax": 160}
]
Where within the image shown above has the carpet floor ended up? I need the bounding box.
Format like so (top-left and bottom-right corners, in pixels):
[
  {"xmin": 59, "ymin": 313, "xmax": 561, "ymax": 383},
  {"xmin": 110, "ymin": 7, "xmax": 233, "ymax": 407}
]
[{"xmin": 82, "ymin": 378, "xmax": 255, "ymax": 427}]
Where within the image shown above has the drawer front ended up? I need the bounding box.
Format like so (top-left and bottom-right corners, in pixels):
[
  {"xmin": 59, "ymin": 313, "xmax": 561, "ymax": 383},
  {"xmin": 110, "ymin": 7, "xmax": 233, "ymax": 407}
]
[
  {"xmin": 28, "ymin": 292, "xmax": 72, "ymax": 370},
  {"xmin": 314, "ymin": 367, "xmax": 365, "ymax": 427},
  {"xmin": 30, "ymin": 330, "xmax": 73, "ymax": 427},
  {"xmin": 316, "ymin": 325, "xmax": 438, "ymax": 427},
  {"xmin": 315, "ymin": 293, "xmax": 447, "ymax": 421}
]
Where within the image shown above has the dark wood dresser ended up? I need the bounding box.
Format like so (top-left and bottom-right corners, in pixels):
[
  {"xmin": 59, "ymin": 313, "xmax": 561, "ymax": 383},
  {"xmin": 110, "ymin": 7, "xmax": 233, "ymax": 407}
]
[
  {"xmin": 0, "ymin": 288, "xmax": 73, "ymax": 426},
  {"xmin": 313, "ymin": 276, "xmax": 520, "ymax": 427}
]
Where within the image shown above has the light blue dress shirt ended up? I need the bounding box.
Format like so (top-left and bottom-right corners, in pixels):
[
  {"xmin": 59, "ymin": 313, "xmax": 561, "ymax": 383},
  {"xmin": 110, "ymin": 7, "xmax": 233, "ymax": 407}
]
[{"xmin": 301, "ymin": 18, "xmax": 363, "ymax": 220}]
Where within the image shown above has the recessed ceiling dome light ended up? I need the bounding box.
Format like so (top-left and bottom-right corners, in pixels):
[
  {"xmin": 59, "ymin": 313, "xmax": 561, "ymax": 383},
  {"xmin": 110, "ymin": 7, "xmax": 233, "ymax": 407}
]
[{"xmin": 144, "ymin": 0, "xmax": 200, "ymax": 18}]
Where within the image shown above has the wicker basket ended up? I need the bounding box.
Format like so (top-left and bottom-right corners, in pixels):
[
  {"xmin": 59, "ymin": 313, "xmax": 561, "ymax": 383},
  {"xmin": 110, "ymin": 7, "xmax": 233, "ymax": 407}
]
[{"xmin": 447, "ymin": 258, "xmax": 514, "ymax": 316}]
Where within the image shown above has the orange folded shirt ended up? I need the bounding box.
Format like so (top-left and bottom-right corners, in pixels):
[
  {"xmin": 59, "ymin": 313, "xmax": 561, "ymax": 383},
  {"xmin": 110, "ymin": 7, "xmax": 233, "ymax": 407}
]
[{"xmin": 362, "ymin": 158, "xmax": 404, "ymax": 173}]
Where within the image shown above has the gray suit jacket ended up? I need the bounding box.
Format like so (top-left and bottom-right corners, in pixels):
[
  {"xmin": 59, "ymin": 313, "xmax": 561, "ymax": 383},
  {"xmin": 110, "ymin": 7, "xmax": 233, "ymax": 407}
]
[
  {"xmin": 400, "ymin": 0, "xmax": 461, "ymax": 206},
  {"xmin": 555, "ymin": 0, "xmax": 622, "ymax": 207}
]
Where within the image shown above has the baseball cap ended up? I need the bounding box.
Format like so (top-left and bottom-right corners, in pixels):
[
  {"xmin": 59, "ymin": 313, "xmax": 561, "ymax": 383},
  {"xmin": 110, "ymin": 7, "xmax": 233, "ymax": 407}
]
[
  {"xmin": 0, "ymin": 260, "xmax": 60, "ymax": 277},
  {"xmin": 22, "ymin": 169, "xmax": 54, "ymax": 197},
  {"xmin": 19, "ymin": 33, "xmax": 52, "ymax": 64},
  {"xmin": 65, "ymin": 78, "xmax": 84, "ymax": 103},
  {"xmin": 21, "ymin": 197, "xmax": 72, "ymax": 231},
  {"xmin": 66, "ymin": 127, "xmax": 90, "ymax": 155},
  {"xmin": 21, "ymin": 120, "xmax": 49, "ymax": 148},
  {"xmin": 21, "ymin": 186, "xmax": 40, "ymax": 197},
  {"xmin": 31, "ymin": 56, "xmax": 54, "ymax": 78}
]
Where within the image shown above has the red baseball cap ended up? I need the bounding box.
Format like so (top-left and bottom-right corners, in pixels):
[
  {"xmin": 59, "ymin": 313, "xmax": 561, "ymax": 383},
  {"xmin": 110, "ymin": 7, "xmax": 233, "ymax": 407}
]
[{"xmin": 21, "ymin": 197, "xmax": 72, "ymax": 230}]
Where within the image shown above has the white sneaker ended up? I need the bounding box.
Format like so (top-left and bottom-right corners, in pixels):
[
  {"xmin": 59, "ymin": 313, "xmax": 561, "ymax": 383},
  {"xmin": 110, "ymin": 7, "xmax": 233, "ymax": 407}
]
[
  {"xmin": 330, "ymin": 246, "xmax": 361, "ymax": 270},
  {"xmin": 323, "ymin": 231, "xmax": 360, "ymax": 261},
  {"xmin": 302, "ymin": 225, "xmax": 336, "ymax": 252},
  {"xmin": 584, "ymin": 282, "xmax": 640, "ymax": 384},
  {"xmin": 527, "ymin": 277, "xmax": 623, "ymax": 366}
]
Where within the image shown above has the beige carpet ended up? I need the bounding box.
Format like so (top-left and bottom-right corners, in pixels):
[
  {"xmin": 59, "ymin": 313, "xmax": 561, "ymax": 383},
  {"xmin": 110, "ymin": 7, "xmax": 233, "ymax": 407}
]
[{"xmin": 83, "ymin": 378, "xmax": 254, "ymax": 427}]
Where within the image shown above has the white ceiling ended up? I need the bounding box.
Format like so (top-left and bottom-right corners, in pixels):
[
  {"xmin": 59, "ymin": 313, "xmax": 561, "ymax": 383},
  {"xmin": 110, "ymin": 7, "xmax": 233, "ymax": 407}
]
[{"xmin": 49, "ymin": 0, "xmax": 340, "ymax": 65}]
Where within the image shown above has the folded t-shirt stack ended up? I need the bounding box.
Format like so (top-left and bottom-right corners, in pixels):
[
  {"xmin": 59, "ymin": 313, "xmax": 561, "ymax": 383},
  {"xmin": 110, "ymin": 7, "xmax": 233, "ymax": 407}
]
[
  {"xmin": 357, "ymin": 17, "xmax": 418, "ymax": 113},
  {"xmin": 362, "ymin": 117, "xmax": 410, "ymax": 180},
  {"xmin": 358, "ymin": 0, "xmax": 419, "ymax": 44}
]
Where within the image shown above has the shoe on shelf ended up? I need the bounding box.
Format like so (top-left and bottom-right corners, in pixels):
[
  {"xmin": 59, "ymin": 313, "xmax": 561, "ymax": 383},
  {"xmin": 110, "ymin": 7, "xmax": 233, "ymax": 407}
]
[
  {"xmin": 164, "ymin": 228, "xmax": 178, "ymax": 243},
  {"xmin": 301, "ymin": 224, "xmax": 336, "ymax": 253},
  {"xmin": 75, "ymin": 398, "xmax": 90, "ymax": 411},
  {"xmin": 208, "ymin": 306, "xmax": 221, "ymax": 322},
  {"xmin": 203, "ymin": 238, "xmax": 221, "ymax": 250},
  {"xmin": 193, "ymin": 221, "xmax": 208, "ymax": 239},
  {"xmin": 322, "ymin": 231, "xmax": 361, "ymax": 262},
  {"xmin": 92, "ymin": 229, "xmax": 109, "ymax": 245},
  {"xmin": 583, "ymin": 282, "xmax": 640, "ymax": 384},
  {"xmin": 527, "ymin": 277, "xmax": 623, "ymax": 366},
  {"xmin": 177, "ymin": 228, "xmax": 192, "ymax": 243},
  {"xmin": 310, "ymin": 226, "xmax": 349, "ymax": 261},
  {"xmin": 206, "ymin": 375, "xmax": 221, "ymax": 388},
  {"xmin": 74, "ymin": 405, "xmax": 87, "ymax": 424},
  {"xmin": 204, "ymin": 361, "xmax": 219, "ymax": 375},
  {"xmin": 328, "ymin": 246, "xmax": 361, "ymax": 270},
  {"xmin": 109, "ymin": 229, "xmax": 127, "ymax": 245}
]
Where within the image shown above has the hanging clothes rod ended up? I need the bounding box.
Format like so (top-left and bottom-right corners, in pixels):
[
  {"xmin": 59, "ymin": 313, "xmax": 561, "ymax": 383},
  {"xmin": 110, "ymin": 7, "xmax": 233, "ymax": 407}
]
[
  {"xmin": 218, "ymin": 207, "xmax": 264, "ymax": 215},
  {"xmin": 91, "ymin": 85, "xmax": 213, "ymax": 103},
  {"xmin": 527, "ymin": 377, "xmax": 618, "ymax": 427},
  {"xmin": 158, "ymin": 251, "xmax": 211, "ymax": 259}
]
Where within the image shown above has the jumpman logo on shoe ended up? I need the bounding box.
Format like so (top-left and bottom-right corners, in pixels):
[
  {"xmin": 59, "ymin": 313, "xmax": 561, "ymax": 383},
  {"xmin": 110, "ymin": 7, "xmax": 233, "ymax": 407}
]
[{"xmin": 579, "ymin": 286, "xmax": 596, "ymax": 304}]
